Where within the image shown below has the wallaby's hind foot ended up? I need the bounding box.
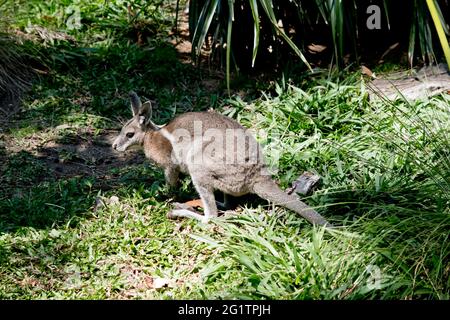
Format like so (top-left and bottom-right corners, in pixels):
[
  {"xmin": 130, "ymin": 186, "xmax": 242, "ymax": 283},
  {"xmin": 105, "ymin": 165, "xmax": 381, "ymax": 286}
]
[
  {"xmin": 252, "ymin": 179, "xmax": 330, "ymax": 227},
  {"xmin": 167, "ymin": 209, "xmax": 209, "ymax": 223},
  {"xmin": 167, "ymin": 202, "xmax": 209, "ymax": 223}
]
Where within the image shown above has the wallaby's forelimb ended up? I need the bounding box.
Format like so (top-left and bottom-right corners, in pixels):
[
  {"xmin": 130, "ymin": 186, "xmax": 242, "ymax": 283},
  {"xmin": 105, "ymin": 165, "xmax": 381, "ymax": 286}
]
[
  {"xmin": 164, "ymin": 166, "xmax": 180, "ymax": 188},
  {"xmin": 252, "ymin": 179, "xmax": 330, "ymax": 226}
]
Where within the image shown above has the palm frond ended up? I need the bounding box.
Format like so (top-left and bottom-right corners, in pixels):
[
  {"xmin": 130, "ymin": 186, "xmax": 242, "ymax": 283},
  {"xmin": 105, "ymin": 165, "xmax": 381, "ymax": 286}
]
[{"xmin": 188, "ymin": 0, "xmax": 450, "ymax": 85}]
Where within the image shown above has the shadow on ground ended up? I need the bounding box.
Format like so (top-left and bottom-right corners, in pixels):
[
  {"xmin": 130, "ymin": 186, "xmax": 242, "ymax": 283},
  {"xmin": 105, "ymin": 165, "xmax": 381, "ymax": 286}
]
[{"xmin": 0, "ymin": 126, "xmax": 166, "ymax": 233}]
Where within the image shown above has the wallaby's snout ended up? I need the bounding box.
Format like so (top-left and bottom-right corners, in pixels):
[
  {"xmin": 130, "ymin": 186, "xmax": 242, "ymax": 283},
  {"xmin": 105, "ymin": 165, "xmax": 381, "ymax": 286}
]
[
  {"xmin": 112, "ymin": 91, "xmax": 159, "ymax": 152},
  {"xmin": 112, "ymin": 141, "xmax": 121, "ymax": 150}
]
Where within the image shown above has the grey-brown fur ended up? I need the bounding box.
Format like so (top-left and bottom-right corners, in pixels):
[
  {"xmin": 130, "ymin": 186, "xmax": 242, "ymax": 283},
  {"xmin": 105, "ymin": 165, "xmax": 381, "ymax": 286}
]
[{"xmin": 113, "ymin": 92, "xmax": 330, "ymax": 226}]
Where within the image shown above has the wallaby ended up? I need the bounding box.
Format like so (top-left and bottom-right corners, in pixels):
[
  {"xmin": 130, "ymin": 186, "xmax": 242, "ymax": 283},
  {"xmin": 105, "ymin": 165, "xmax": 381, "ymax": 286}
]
[{"xmin": 112, "ymin": 92, "xmax": 330, "ymax": 226}]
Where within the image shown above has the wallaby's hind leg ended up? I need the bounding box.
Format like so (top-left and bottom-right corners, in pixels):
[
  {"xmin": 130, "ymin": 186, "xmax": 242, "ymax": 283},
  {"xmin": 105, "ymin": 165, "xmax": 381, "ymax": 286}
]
[{"xmin": 193, "ymin": 183, "xmax": 218, "ymax": 223}]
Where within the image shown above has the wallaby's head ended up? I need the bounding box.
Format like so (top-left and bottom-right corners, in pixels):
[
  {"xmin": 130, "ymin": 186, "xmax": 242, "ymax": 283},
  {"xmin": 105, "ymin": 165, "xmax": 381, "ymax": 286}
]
[{"xmin": 112, "ymin": 91, "xmax": 159, "ymax": 152}]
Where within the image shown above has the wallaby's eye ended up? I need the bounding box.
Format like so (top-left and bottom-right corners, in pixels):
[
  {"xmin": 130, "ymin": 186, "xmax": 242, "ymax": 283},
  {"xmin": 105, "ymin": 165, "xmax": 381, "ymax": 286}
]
[{"xmin": 126, "ymin": 132, "xmax": 135, "ymax": 139}]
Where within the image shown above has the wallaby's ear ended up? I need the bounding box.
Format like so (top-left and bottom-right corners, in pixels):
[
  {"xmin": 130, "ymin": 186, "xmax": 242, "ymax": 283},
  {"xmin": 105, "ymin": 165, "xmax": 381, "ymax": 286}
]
[
  {"xmin": 138, "ymin": 101, "xmax": 153, "ymax": 128},
  {"xmin": 129, "ymin": 91, "xmax": 141, "ymax": 116}
]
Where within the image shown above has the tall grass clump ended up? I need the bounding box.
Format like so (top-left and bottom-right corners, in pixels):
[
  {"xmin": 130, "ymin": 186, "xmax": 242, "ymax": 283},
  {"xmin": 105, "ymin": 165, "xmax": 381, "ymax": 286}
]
[
  {"xmin": 193, "ymin": 76, "xmax": 449, "ymax": 299},
  {"xmin": 0, "ymin": 3, "xmax": 38, "ymax": 116}
]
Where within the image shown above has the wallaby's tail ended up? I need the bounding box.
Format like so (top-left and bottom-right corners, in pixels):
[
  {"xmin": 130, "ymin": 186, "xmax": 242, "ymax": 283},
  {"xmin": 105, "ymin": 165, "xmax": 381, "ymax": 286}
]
[{"xmin": 252, "ymin": 179, "xmax": 330, "ymax": 226}]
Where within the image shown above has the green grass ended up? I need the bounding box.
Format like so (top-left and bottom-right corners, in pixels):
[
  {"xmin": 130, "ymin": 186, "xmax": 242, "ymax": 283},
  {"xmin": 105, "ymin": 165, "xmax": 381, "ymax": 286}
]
[{"xmin": 0, "ymin": 0, "xmax": 449, "ymax": 299}]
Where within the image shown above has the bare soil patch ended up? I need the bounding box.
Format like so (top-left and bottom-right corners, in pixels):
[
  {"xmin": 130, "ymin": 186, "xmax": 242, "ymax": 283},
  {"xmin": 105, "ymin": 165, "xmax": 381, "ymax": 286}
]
[{"xmin": 2, "ymin": 127, "xmax": 146, "ymax": 183}]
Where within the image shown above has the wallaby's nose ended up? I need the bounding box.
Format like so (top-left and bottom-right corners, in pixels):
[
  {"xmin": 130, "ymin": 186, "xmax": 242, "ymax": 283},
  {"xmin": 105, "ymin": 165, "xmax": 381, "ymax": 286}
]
[{"xmin": 112, "ymin": 143, "xmax": 117, "ymax": 150}]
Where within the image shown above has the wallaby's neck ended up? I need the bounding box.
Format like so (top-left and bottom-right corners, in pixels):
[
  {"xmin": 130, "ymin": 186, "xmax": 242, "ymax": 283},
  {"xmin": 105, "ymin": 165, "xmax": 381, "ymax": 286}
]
[{"xmin": 142, "ymin": 124, "xmax": 174, "ymax": 168}]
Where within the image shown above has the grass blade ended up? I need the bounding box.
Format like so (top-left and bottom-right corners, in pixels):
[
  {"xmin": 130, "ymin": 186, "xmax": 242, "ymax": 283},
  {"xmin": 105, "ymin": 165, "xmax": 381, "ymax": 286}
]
[
  {"xmin": 191, "ymin": 0, "xmax": 220, "ymax": 59},
  {"xmin": 225, "ymin": 0, "xmax": 234, "ymax": 93},
  {"xmin": 258, "ymin": 0, "xmax": 312, "ymax": 71},
  {"xmin": 426, "ymin": 0, "xmax": 450, "ymax": 68},
  {"xmin": 408, "ymin": 17, "xmax": 416, "ymax": 67},
  {"xmin": 248, "ymin": 0, "xmax": 260, "ymax": 68}
]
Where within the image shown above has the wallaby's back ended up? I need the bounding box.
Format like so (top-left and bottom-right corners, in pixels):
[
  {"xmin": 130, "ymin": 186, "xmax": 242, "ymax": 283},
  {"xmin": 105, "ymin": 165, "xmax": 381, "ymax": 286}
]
[{"xmin": 164, "ymin": 111, "xmax": 245, "ymax": 134}]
